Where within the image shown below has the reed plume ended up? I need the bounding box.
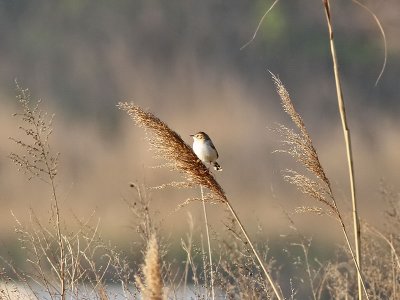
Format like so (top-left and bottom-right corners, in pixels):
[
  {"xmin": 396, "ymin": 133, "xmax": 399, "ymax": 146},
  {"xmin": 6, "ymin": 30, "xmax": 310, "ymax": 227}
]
[
  {"xmin": 135, "ymin": 233, "xmax": 164, "ymax": 300},
  {"xmin": 271, "ymin": 73, "xmax": 336, "ymax": 215},
  {"xmin": 117, "ymin": 102, "xmax": 226, "ymax": 203}
]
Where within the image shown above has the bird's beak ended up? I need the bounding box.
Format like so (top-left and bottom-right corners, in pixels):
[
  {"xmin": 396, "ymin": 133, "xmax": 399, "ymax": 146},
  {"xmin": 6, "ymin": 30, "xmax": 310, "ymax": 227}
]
[{"xmin": 190, "ymin": 134, "xmax": 194, "ymax": 137}]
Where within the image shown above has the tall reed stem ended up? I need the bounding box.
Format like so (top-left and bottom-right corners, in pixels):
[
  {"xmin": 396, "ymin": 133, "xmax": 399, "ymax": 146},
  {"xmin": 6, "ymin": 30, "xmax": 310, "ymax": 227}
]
[
  {"xmin": 322, "ymin": 1, "xmax": 362, "ymax": 298},
  {"xmin": 201, "ymin": 185, "xmax": 215, "ymax": 300}
]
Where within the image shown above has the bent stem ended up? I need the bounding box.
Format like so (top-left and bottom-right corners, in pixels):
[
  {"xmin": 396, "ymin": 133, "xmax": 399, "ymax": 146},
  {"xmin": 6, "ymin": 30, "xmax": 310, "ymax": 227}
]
[
  {"xmin": 200, "ymin": 185, "xmax": 215, "ymax": 300},
  {"xmin": 322, "ymin": 1, "xmax": 363, "ymax": 299},
  {"xmin": 224, "ymin": 201, "xmax": 283, "ymax": 300}
]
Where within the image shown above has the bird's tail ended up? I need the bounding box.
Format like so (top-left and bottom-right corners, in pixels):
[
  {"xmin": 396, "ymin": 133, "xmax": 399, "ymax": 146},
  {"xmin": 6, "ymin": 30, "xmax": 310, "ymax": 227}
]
[{"xmin": 213, "ymin": 162, "xmax": 223, "ymax": 171}]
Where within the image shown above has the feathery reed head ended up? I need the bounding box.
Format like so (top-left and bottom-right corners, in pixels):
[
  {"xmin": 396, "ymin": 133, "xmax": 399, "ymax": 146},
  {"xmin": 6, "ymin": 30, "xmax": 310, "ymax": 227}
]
[
  {"xmin": 117, "ymin": 102, "xmax": 227, "ymax": 203},
  {"xmin": 135, "ymin": 233, "xmax": 164, "ymax": 300},
  {"xmin": 271, "ymin": 73, "xmax": 336, "ymax": 215},
  {"xmin": 271, "ymin": 73, "xmax": 329, "ymax": 186}
]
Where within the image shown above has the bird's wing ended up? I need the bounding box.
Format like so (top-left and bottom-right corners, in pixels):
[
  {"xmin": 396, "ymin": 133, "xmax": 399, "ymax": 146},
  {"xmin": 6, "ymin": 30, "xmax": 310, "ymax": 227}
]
[{"xmin": 210, "ymin": 141, "xmax": 219, "ymax": 158}]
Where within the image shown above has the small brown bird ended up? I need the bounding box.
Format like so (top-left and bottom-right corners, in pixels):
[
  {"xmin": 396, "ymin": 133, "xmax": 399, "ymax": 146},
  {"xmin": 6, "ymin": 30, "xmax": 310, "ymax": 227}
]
[{"xmin": 190, "ymin": 131, "xmax": 222, "ymax": 171}]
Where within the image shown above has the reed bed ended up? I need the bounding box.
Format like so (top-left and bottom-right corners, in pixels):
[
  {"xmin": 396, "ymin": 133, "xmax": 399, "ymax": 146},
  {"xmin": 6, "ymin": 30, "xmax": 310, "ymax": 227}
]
[
  {"xmin": 2, "ymin": 77, "xmax": 399, "ymax": 300},
  {"xmin": 2, "ymin": 1, "xmax": 398, "ymax": 299}
]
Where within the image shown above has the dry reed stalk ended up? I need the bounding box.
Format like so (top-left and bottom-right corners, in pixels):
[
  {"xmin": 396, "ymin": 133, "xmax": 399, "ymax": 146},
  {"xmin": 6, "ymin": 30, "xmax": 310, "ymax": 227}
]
[
  {"xmin": 200, "ymin": 233, "xmax": 208, "ymax": 294},
  {"xmin": 180, "ymin": 213, "xmax": 195, "ymax": 297},
  {"xmin": 201, "ymin": 185, "xmax": 215, "ymax": 300},
  {"xmin": 118, "ymin": 102, "xmax": 283, "ymax": 300},
  {"xmin": 271, "ymin": 73, "xmax": 369, "ymax": 299},
  {"xmin": 136, "ymin": 234, "xmax": 164, "ymax": 300},
  {"xmin": 322, "ymin": 1, "xmax": 363, "ymax": 298}
]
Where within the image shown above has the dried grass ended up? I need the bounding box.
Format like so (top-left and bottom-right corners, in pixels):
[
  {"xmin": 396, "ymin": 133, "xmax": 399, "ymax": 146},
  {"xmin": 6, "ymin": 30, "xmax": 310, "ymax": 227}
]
[
  {"xmin": 8, "ymin": 83, "xmax": 67, "ymax": 299},
  {"xmin": 6, "ymin": 84, "xmax": 113, "ymax": 300}
]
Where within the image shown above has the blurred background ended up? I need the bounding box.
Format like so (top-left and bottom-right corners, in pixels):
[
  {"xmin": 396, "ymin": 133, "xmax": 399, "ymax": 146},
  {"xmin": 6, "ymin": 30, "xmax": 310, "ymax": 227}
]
[{"xmin": 0, "ymin": 0, "xmax": 399, "ymax": 255}]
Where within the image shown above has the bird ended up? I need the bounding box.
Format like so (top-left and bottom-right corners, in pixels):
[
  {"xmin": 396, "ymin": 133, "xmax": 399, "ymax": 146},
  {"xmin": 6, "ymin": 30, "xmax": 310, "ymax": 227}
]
[{"xmin": 190, "ymin": 131, "xmax": 222, "ymax": 171}]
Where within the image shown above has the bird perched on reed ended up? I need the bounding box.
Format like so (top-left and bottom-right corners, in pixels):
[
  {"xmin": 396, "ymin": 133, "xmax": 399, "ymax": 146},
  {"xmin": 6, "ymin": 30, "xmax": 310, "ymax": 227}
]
[{"xmin": 191, "ymin": 132, "xmax": 222, "ymax": 171}]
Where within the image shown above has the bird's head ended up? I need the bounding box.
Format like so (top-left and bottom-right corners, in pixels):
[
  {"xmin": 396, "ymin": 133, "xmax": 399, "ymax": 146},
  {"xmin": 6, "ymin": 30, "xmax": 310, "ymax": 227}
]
[{"xmin": 190, "ymin": 131, "xmax": 210, "ymax": 141}]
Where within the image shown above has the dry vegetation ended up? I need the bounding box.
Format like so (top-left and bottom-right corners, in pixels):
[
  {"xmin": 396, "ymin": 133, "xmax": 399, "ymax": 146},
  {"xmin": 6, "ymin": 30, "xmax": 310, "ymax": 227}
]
[
  {"xmin": 2, "ymin": 78, "xmax": 398, "ymax": 299},
  {"xmin": 1, "ymin": 1, "xmax": 399, "ymax": 300}
]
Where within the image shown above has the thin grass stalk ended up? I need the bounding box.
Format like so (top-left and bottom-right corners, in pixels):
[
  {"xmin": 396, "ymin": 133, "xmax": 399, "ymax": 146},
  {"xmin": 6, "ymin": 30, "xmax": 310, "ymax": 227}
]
[
  {"xmin": 200, "ymin": 185, "xmax": 215, "ymax": 300},
  {"xmin": 181, "ymin": 214, "xmax": 194, "ymax": 298},
  {"xmin": 200, "ymin": 233, "xmax": 208, "ymax": 295},
  {"xmin": 391, "ymin": 235, "xmax": 397, "ymax": 299},
  {"xmin": 322, "ymin": 1, "xmax": 363, "ymax": 299},
  {"xmin": 40, "ymin": 132, "xmax": 65, "ymax": 300},
  {"xmin": 302, "ymin": 243, "xmax": 317, "ymax": 300},
  {"xmin": 51, "ymin": 180, "xmax": 66, "ymax": 300},
  {"xmin": 28, "ymin": 93, "xmax": 66, "ymax": 299},
  {"xmin": 240, "ymin": 0, "xmax": 280, "ymax": 50},
  {"xmin": 351, "ymin": 0, "xmax": 387, "ymax": 87}
]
